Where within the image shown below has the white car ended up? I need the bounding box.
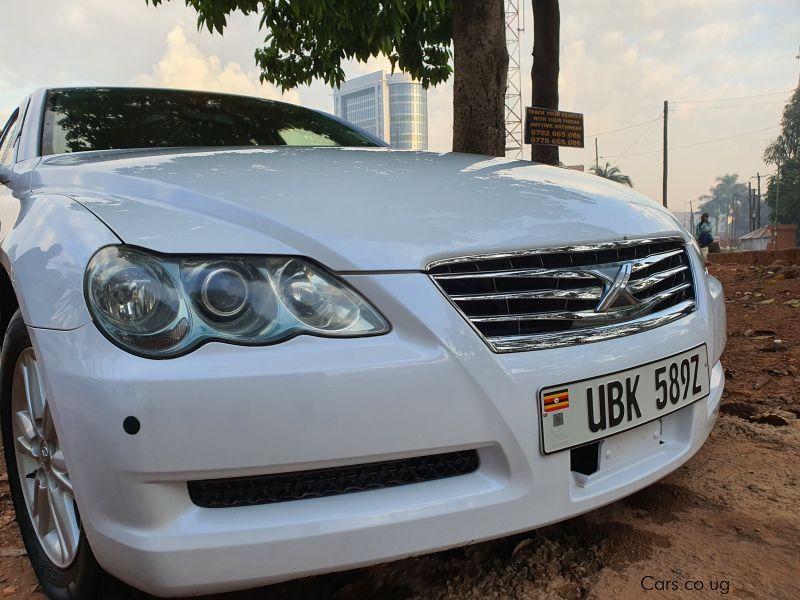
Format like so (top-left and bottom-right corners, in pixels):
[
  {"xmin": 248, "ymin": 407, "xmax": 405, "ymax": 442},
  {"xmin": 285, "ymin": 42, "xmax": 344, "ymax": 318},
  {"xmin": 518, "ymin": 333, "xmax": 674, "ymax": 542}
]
[{"xmin": 0, "ymin": 87, "xmax": 725, "ymax": 598}]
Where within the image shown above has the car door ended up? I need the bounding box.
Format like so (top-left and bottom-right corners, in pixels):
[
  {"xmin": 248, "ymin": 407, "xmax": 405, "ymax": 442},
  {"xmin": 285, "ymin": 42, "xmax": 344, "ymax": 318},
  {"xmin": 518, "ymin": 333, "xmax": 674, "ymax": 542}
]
[
  {"xmin": 0, "ymin": 108, "xmax": 21, "ymax": 187},
  {"xmin": 0, "ymin": 102, "xmax": 32, "ymax": 261}
]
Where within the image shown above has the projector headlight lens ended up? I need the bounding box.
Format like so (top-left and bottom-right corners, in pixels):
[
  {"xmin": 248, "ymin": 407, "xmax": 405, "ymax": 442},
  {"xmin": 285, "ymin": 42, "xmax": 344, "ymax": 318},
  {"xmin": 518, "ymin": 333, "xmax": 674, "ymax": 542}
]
[
  {"xmin": 85, "ymin": 247, "xmax": 389, "ymax": 357},
  {"xmin": 201, "ymin": 267, "xmax": 249, "ymax": 319}
]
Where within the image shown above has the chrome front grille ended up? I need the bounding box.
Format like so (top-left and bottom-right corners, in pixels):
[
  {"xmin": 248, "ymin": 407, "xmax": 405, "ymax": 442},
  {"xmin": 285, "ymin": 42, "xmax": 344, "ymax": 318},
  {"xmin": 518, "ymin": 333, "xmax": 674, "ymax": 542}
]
[{"xmin": 428, "ymin": 237, "xmax": 696, "ymax": 352}]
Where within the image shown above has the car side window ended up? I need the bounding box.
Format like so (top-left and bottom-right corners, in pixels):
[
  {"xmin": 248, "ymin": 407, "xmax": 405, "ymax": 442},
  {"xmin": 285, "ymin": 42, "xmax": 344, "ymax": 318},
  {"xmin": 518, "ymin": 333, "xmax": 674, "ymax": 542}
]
[{"xmin": 0, "ymin": 110, "xmax": 21, "ymax": 171}]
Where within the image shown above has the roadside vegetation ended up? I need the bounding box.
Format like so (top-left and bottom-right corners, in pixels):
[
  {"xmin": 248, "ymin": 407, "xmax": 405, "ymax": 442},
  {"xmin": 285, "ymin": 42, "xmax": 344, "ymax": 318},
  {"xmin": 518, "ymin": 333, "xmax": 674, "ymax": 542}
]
[
  {"xmin": 589, "ymin": 162, "xmax": 633, "ymax": 187},
  {"xmin": 699, "ymin": 83, "xmax": 799, "ymax": 234}
]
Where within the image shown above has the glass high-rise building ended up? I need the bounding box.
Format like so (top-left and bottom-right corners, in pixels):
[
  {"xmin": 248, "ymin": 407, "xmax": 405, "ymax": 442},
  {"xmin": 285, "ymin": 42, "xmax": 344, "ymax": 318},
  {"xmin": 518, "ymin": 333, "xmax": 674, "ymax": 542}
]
[{"xmin": 333, "ymin": 71, "xmax": 428, "ymax": 150}]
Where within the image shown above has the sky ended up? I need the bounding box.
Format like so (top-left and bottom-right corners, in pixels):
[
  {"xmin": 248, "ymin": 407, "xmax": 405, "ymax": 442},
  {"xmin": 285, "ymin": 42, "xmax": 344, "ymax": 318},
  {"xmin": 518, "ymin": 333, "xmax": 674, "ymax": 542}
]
[{"xmin": 1, "ymin": 0, "xmax": 798, "ymax": 215}]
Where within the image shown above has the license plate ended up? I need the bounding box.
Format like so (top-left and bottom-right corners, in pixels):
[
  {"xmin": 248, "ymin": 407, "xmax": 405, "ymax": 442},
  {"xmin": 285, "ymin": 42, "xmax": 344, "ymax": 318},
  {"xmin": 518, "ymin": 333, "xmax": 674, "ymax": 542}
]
[{"xmin": 539, "ymin": 344, "xmax": 710, "ymax": 455}]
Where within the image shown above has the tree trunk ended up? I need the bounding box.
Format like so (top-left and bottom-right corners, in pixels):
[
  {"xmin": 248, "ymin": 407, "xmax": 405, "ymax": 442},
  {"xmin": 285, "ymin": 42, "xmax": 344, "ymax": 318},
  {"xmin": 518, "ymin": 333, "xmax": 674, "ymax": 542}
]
[
  {"xmin": 452, "ymin": 0, "xmax": 508, "ymax": 156},
  {"xmin": 531, "ymin": 0, "xmax": 560, "ymax": 165}
]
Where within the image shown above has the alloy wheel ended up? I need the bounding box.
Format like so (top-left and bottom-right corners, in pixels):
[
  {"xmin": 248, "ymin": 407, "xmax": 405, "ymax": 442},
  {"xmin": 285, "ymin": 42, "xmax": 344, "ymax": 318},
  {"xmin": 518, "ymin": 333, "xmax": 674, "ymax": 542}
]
[{"xmin": 11, "ymin": 348, "xmax": 79, "ymax": 568}]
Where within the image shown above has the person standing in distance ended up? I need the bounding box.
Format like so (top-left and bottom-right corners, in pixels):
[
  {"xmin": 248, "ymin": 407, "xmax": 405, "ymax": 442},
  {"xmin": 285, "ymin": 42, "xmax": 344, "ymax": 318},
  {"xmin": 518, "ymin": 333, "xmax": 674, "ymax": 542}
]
[{"xmin": 695, "ymin": 213, "xmax": 714, "ymax": 264}]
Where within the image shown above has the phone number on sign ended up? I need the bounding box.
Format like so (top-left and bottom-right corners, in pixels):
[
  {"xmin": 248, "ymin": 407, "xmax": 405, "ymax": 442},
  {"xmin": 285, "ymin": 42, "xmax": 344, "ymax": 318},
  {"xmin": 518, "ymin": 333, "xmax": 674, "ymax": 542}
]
[{"xmin": 528, "ymin": 137, "xmax": 584, "ymax": 147}]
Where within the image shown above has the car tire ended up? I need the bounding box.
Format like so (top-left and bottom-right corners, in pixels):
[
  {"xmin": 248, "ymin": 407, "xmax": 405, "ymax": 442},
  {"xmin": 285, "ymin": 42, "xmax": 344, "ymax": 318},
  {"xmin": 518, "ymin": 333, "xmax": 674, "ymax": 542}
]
[{"xmin": 0, "ymin": 310, "xmax": 117, "ymax": 599}]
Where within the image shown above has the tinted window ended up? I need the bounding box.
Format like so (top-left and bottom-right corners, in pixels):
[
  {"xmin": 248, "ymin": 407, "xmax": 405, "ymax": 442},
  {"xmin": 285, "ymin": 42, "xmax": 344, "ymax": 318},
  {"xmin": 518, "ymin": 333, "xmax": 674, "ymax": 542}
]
[
  {"xmin": 42, "ymin": 88, "xmax": 378, "ymax": 155},
  {"xmin": 0, "ymin": 110, "xmax": 20, "ymax": 169}
]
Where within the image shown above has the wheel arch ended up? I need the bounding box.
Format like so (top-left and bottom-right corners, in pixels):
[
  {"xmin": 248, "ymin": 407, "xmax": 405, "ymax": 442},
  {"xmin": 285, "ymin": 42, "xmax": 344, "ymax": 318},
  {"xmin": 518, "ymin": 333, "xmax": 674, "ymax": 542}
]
[
  {"xmin": 0, "ymin": 193, "xmax": 121, "ymax": 331},
  {"xmin": 0, "ymin": 264, "xmax": 19, "ymax": 344}
]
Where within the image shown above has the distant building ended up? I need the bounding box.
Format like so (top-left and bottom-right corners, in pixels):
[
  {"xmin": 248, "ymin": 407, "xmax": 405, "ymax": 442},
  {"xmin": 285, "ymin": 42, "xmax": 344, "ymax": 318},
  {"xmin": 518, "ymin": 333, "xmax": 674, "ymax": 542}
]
[
  {"xmin": 738, "ymin": 224, "xmax": 797, "ymax": 251},
  {"xmin": 333, "ymin": 70, "xmax": 428, "ymax": 150},
  {"xmin": 739, "ymin": 225, "xmax": 771, "ymax": 251}
]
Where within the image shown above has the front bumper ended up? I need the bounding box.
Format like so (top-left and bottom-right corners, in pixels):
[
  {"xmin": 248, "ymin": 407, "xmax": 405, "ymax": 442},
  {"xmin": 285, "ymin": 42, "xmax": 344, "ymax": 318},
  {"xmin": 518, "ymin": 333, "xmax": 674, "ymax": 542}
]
[{"xmin": 30, "ymin": 272, "xmax": 725, "ymax": 597}]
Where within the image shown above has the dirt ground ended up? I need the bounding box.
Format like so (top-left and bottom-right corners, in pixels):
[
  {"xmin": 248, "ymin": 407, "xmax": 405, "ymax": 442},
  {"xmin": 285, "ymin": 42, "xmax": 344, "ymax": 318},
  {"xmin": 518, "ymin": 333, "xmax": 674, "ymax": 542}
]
[{"xmin": 0, "ymin": 261, "xmax": 798, "ymax": 600}]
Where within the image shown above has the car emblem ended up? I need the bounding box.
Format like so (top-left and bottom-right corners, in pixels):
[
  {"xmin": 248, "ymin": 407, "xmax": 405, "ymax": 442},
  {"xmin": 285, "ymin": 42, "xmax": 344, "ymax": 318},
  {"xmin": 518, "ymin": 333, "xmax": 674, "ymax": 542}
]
[{"xmin": 594, "ymin": 262, "xmax": 640, "ymax": 312}]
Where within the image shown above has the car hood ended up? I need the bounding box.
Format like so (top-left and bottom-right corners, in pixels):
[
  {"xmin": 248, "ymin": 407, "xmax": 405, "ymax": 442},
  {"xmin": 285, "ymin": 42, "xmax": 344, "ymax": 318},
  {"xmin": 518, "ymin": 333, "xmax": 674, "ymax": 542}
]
[{"xmin": 33, "ymin": 147, "xmax": 685, "ymax": 271}]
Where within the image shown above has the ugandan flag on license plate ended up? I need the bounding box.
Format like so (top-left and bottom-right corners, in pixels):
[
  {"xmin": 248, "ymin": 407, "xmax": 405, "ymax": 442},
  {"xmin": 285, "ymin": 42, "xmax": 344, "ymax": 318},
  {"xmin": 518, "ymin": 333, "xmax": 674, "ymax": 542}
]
[{"xmin": 543, "ymin": 389, "xmax": 569, "ymax": 412}]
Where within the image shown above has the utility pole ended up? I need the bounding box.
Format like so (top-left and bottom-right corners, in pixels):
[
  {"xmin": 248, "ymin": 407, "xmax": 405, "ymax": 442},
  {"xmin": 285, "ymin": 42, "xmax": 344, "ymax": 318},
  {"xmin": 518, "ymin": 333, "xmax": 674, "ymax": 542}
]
[
  {"xmin": 662, "ymin": 100, "xmax": 668, "ymax": 208},
  {"xmin": 756, "ymin": 172, "xmax": 762, "ymax": 228},
  {"xmin": 504, "ymin": 0, "xmax": 523, "ymax": 159},
  {"xmin": 772, "ymin": 164, "xmax": 781, "ymax": 250},
  {"xmin": 736, "ymin": 195, "xmax": 741, "ymax": 245},
  {"xmin": 689, "ymin": 199, "xmax": 695, "ymax": 234},
  {"xmin": 776, "ymin": 163, "xmax": 782, "ymax": 225},
  {"xmin": 595, "ymin": 137, "xmax": 599, "ymax": 171},
  {"xmin": 748, "ymin": 180, "xmax": 753, "ymax": 231}
]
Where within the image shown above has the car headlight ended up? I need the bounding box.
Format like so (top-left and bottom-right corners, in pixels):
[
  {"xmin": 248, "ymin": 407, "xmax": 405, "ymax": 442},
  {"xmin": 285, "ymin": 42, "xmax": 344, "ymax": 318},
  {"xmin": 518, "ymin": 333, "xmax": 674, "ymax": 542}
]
[
  {"xmin": 85, "ymin": 246, "xmax": 390, "ymax": 358},
  {"xmin": 272, "ymin": 258, "xmax": 363, "ymax": 331}
]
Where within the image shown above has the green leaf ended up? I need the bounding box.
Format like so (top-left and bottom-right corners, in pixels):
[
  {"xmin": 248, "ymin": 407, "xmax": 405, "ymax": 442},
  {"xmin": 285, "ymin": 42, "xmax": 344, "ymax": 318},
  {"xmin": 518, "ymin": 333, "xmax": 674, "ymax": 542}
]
[{"xmin": 147, "ymin": 0, "xmax": 453, "ymax": 90}]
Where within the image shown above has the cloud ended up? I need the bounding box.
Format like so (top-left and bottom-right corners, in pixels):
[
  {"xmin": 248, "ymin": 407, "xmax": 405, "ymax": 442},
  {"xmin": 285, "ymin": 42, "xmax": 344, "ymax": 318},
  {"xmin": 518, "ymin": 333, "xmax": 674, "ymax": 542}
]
[
  {"xmin": 345, "ymin": 54, "xmax": 396, "ymax": 80},
  {"xmin": 681, "ymin": 21, "xmax": 740, "ymax": 47},
  {"xmin": 133, "ymin": 27, "xmax": 300, "ymax": 104},
  {"xmin": 65, "ymin": 6, "xmax": 92, "ymax": 34},
  {"xmin": 601, "ymin": 31, "xmax": 625, "ymax": 50}
]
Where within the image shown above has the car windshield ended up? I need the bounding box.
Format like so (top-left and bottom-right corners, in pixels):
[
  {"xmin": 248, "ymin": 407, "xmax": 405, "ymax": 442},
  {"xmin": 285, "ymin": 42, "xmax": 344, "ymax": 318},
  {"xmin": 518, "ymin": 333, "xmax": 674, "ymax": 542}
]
[{"xmin": 41, "ymin": 87, "xmax": 378, "ymax": 155}]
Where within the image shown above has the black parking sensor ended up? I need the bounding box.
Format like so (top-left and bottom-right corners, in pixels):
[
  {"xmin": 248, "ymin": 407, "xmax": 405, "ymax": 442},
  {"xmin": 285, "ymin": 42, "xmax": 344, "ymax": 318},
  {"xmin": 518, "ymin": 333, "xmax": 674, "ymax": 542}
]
[{"xmin": 123, "ymin": 416, "xmax": 141, "ymax": 435}]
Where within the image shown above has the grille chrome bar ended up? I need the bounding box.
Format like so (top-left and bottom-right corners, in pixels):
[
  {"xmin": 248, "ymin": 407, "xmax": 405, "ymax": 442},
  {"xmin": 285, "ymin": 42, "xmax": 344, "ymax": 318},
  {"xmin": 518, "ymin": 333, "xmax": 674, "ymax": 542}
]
[
  {"xmin": 470, "ymin": 281, "xmax": 692, "ymax": 324},
  {"xmin": 632, "ymin": 280, "xmax": 693, "ymax": 304},
  {"xmin": 426, "ymin": 235, "xmax": 686, "ymax": 269},
  {"xmin": 487, "ymin": 300, "xmax": 696, "ymax": 352},
  {"xmin": 432, "ymin": 267, "xmax": 599, "ymax": 281},
  {"xmin": 434, "ymin": 248, "xmax": 686, "ymax": 281},
  {"xmin": 427, "ymin": 237, "xmax": 697, "ymax": 352},
  {"xmin": 629, "ymin": 248, "xmax": 685, "ymax": 273},
  {"xmin": 627, "ymin": 265, "xmax": 690, "ymax": 293},
  {"xmin": 450, "ymin": 287, "xmax": 604, "ymax": 302}
]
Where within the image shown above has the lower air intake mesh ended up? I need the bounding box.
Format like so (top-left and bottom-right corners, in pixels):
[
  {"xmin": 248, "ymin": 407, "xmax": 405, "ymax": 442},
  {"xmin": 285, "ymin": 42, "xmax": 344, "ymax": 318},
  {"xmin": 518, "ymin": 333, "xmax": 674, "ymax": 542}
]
[{"xmin": 188, "ymin": 450, "xmax": 480, "ymax": 508}]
